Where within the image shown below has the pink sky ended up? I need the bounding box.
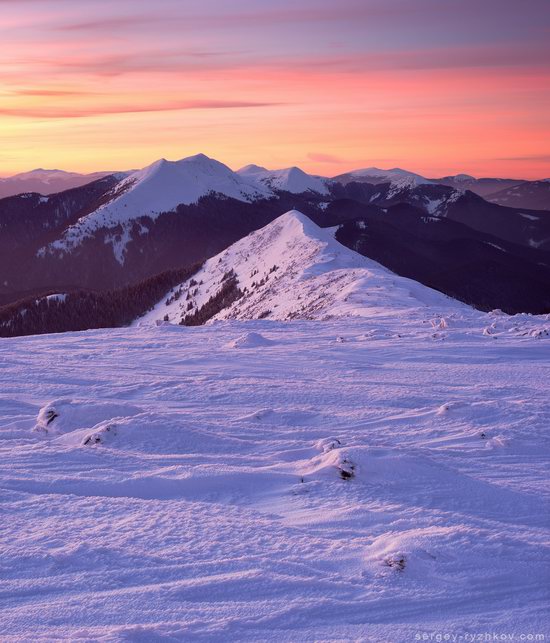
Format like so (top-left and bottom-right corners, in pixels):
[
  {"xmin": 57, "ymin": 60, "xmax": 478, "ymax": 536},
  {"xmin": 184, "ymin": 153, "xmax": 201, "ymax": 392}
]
[{"xmin": 1, "ymin": 0, "xmax": 549, "ymax": 178}]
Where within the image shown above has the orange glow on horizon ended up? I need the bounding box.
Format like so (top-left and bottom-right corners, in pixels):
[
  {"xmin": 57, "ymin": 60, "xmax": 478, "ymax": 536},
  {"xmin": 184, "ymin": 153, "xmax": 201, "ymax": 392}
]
[{"xmin": 1, "ymin": 1, "xmax": 548, "ymax": 180}]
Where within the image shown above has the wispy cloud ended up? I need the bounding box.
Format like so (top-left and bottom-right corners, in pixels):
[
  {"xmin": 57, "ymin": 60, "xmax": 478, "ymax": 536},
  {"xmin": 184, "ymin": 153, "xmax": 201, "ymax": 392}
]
[
  {"xmin": 496, "ymin": 154, "xmax": 550, "ymax": 162},
  {"xmin": 0, "ymin": 0, "xmax": 548, "ymax": 178},
  {"xmin": 13, "ymin": 88, "xmax": 95, "ymax": 96},
  {"xmin": 0, "ymin": 99, "xmax": 280, "ymax": 119},
  {"xmin": 307, "ymin": 153, "xmax": 345, "ymax": 164},
  {"xmin": 54, "ymin": 15, "xmax": 154, "ymax": 31}
]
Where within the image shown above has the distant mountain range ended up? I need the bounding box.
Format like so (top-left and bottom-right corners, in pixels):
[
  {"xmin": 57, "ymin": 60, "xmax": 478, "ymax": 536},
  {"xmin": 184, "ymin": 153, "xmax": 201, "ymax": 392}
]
[
  {"xmin": 0, "ymin": 153, "xmax": 549, "ymax": 332},
  {"xmin": 0, "ymin": 168, "xmax": 120, "ymax": 199},
  {"xmin": 333, "ymin": 167, "xmax": 550, "ymax": 207},
  {"xmin": 2, "ymin": 162, "xmax": 548, "ymax": 208}
]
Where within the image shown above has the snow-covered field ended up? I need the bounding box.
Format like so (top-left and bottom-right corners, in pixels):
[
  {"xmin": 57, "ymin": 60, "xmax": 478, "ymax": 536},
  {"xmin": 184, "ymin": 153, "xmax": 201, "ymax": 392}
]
[{"xmin": 1, "ymin": 312, "xmax": 549, "ymax": 640}]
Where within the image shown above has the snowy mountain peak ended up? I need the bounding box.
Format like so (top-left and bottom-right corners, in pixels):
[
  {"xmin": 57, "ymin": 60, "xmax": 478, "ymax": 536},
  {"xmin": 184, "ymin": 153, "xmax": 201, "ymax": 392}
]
[
  {"xmin": 237, "ymin": 164, "xmax": 330, "ymax": 195},
  {"xmin": 43, "ymin": 154, "xmax": 274, "ymax": 263},
  {"xmin": 266, "ymin": 209, "xmax": 333, "ymax": 244},
  {"xmin": 451, "ymin": 173, "xmax": 476, "ymax": 181},
  {"xmin": 277, "ymin": 208, "xmax": 316, "ymax": 226},
  {"xmin": 348, "ymin": 166, "xmax": 424, "ymax": 179},
  {"xmin": 184, "ymin": 152, "xmax": 210, "ymax": 162},
  {"xmin": 140, "ymin": 210, "xmax": 466, "ymax": 326},
  {"xmin": 238, "ymin": 163, "xmax": 269, "ymax": 175},
  {"xmin": 333, "ymin": 166, "xmax": 431, "ymax": 188},
  {"xmin": 366, "ymin": 167, "xmax": 410, "ymax": 176},
  {"xmin": 110, "ymin": 153, "xmax": 276, "ymax": 209},
  {"xmin": 27, "ymin": 168, "xmax": 67, "ymax": 175},
  {"xmin": 139, "ymin": 154, "xmax": 247, "ymax": 182}
]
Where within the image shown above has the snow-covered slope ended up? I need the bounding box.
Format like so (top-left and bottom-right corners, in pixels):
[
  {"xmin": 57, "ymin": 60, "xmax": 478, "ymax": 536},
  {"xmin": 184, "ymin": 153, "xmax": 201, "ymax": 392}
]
[
  {"xmin": 139, "ymin": 210, "xmax": 469, "ymax": 326},
  {"xmin": 238, "ymin": 164, "xmax": 330, "ymax": 195},
  {"xmin": 333, "ymin": 166, "xmax": 431, "ymax": 188},
  {"xmin": 43, "ymin": 154, "xmax": 273, "ymax": 262},
  {"xmin": 102, "ymin": 154, "xmax": 272, "ymax": 217}
]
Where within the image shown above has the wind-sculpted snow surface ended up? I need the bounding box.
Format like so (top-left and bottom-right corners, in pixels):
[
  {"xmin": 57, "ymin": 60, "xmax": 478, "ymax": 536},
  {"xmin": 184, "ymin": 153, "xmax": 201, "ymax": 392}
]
[{"xmin": 0, "ymin": 314, "xmax": 549, "ymax": 640}]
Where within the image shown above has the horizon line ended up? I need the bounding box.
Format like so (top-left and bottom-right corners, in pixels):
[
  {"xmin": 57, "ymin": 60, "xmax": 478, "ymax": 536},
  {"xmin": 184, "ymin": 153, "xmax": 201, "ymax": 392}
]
[{"xmin": 1, "ymin": 154, "xmax": 548, "ymax": 182}]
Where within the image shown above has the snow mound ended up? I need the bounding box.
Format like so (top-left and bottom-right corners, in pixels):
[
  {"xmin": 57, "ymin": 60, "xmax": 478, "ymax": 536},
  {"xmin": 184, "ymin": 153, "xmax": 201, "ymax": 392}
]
[
  {"xmin": 436, "ymin": 401, "xmax": 469, "ymax": 415},
  {"xmin": 226, "ymin": 331, "xmax": 275, "ymax": 349},
  {"xmin": 33, "ymin": 399, "xmax": 142, "ymax": 436},
  {"xmin": 59, "ymin": 419, "xmax": 120, "ymax": 447},
  {"xmin": 529, "ymin": 327, "xmax": 549, "ymax": 339},
  {"xmin": 315, "ymin": 436, "xmax": 343, "ymax": 453},
  {"xmin": 301, "ymin": 444, "xmax": 356, "ymax": 481},
  {"xmin": 235, "ymin": 407, "xmax": 319, "ymax": 425},
  {"xmin": 485, "ymin": 436, "xmax": 509, "ymax": 449},
  {"xmin": 51, "ymin": 412, "xmax": 250, "ymax": 456},
  {"xmin": 363, "ymin": 530, "xmax": 441, "ymax": 581}
]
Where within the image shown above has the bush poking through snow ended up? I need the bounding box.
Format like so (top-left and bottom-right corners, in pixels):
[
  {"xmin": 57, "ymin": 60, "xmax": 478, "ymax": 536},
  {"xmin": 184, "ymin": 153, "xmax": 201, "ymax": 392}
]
[
  {"xmin": 384, "ymin": 554, "xmax": 406, "ymax": 572},
  {"xmin": 316, "ymin": 437, "xmax": 342, "ymax": 453},
  {"xmin": 34, "ymin": 403, "xmax": 62, "ymax": 433},
  {"xmin": 338, "ymin": 457, "xmax": 355, "ymax": 480},
  {"xmin": 45, "ymin": 409, "xmax": 58, "ymax": 426},
  {"xmin": 82, "ymin": 423, "xmax": 117, "ymax": 446},
  {"xmin": 33, "ymin": 399, "xmax": 142, "ymax": 437}
]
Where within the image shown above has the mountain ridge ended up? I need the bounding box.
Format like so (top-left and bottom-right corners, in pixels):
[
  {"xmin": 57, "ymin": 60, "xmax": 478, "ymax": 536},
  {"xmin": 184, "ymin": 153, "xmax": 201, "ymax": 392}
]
[
  {"xmin": 1, "ymin": 153, "xmax": 549, "ymax": 317},
  {"xmin": 138, "ymin": 209, "xmax": 468, "ymax": 326}
]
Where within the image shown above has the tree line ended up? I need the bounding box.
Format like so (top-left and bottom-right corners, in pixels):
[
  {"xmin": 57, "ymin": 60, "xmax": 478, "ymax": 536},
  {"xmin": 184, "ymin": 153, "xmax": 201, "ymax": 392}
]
[{"xmin": 0, "ymin": 264, "xmax": 201, "ymax": 337}]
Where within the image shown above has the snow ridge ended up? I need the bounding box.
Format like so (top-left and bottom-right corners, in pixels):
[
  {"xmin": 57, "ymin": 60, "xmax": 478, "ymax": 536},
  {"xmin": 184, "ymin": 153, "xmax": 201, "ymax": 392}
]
[{"xmin": 140, "ymin": 209, "xmax": 467, "ymax": 326}]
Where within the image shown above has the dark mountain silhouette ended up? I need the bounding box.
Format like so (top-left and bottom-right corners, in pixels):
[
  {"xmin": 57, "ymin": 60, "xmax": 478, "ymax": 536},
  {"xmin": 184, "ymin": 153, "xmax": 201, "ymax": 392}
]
[{"xmin": 332, "ymin": 202, "xmax": 550, "ymax": 314}]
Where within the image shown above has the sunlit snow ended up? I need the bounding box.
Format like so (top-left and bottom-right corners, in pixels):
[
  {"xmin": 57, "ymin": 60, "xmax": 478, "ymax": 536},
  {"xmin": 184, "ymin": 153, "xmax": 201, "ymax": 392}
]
[{"xmin": 1, "ymin": 211, "xmax": 549, "ymax": 640}]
